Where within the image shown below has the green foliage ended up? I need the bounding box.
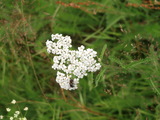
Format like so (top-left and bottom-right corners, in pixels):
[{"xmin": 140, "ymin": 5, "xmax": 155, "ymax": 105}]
[{"xmin": 0, "ymin": 0, "xmax": 160, "ymax": 119}]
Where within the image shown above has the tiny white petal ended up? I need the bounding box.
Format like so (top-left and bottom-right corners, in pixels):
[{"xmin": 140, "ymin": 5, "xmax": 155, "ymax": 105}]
[
  {"xmin": 15, "ymin": 111, "xmax": 20, "ymax": 114},
  {"xmin": 24, "ymin": 107, "xmax": 28, "ymax": 111},
  {"xmin": 11, "ymin": 99, "xmax": 16, "ymax": 104},
  {"xmin": 6, "ymin": 108, "xmax": 11, "ymax": 112},
  {"xmin": 10, "ymin": 117, "xmax": 13, "ymax": 120},
  {"xmin": 0, "ymin": 115, "xmax": 3, "ymax": 119}
]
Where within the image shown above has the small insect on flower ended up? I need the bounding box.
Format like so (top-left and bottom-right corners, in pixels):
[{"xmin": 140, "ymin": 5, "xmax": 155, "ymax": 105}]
[{"xmin": 69, "ymin": 79, "xmax": 74, "ymax": 87}]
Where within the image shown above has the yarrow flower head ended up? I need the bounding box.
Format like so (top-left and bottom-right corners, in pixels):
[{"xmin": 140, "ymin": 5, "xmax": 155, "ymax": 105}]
[
  {"xmin": 1, "ymin": 100, "xmax": 28, "ymax": 120},
  {"xmin": 46, "ymin": 34, "xmax": 101, "ymax": 90}
]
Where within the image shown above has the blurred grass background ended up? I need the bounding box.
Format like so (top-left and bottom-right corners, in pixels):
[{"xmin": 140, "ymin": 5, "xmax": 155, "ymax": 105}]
[{"xmin": 0, "ymin": 0, "xmax": 160, "ymax": 119}]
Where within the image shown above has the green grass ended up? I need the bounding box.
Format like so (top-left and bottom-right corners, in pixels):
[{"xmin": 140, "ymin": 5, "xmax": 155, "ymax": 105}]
[{"xmin": 0, "ymin": 0, "xmax": 160, "ymax": 119}]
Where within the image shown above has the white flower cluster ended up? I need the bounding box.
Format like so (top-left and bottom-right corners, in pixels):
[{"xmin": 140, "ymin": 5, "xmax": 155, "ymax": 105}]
[
  {"xmin": 0, "ymin": 100, "xmax": 28, "ymax": 120},
  {"xmin": 46, "ymin": 34, "xmax": 101, "ymax": 90}
]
